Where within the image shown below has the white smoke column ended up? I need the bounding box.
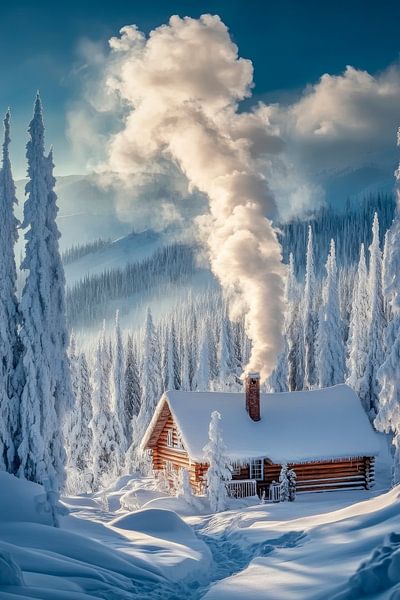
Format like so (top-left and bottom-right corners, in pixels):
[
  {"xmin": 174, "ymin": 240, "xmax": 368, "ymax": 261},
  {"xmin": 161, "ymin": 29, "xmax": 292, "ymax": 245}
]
[{"xmin": 103, "ymin": 15, "xmax": 285, "ymax": 379}]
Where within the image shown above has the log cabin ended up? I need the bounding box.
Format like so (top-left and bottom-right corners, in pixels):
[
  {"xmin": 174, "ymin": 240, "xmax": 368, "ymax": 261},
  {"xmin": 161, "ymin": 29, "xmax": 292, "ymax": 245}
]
[{"xmin": 141, "ymin": 373, "xmax": 379, "ymax": 497}]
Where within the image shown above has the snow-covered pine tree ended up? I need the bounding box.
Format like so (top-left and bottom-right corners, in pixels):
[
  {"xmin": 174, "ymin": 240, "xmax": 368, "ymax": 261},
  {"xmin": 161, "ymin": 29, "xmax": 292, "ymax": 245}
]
[
  {"xmin": 0, "ymin": 110, "xmax": 20, "ymax": 474},
  {"xmin": 286, "ymin": 254, "xmax": 304, "ymax": 391},
  {"xmin": 176, "ymin": 468, "xmax": 194, "ymax": 503},
  {"xmin": 266, "ymin": 335, "xmax": 289, "ymax": 392},
  {"xmin": 134, "ymin": 308, "xmax": 162, "ymax": 443},
  {"xmin": 64, "ymin": 332, "xmax": 80, "ymax": 483},
  {"xmin": 188, "ymin": 306, "xmax": 198, "ymax": 389},
  {"xmin": 65, "ymin": 345, "xmax": 94, "ymax": 493},
  {"xmin": 375, "ymin": 135, "xmax": 400, "ymax": 484},
  {"xmin": 316, "ymin": 240, "xmax": 345, "ymax": 388},
  {"xmin": 194, "ymin": 324, "xmax": 211, "ymax": 391},
  {"xmin": 362, "ymin": 213, "xmax": 386, "ymax": 417},
  {"xmin": 68, "ymin": 332, "xmax": 80, "ymax": 411},
  {"xmin": 124, "ymin": 334, "xmax": 141, "ymax": 446},
  {"xmin": 303, "ymin": 226, "xmax": 318, "ymax": 389},
  {"xmin": 346, "ymin": 244, "xmax": 370, "ymax": 408},
  {"xmin": 279, "ymin": 464, "xmax": 290, "ymax": 501},
  {"xmin": 203, "ymin": 411, "xmax": 232, "ymax": 513},
  {"xmin": 77, "ymin": 352, "xmax": 93, "ymax": 473},
  {"xmin": 287, "ymin": 467, "xmax": 297, "ymax": 501},
  {"xmin": 180, "ymin": 341, "xmax": 191, "ymax": 391},
  {"xmin": 165, "ymin": 320, "xmax": 181, "ymax": 391},
  {"xmin": 382, "ymin": 229, "xmax": 392, "ymax": 322},
  {"xmin": 91, "ymin": 329, "xmax": 124, "ymax": 489},
  {"xmin": 18, "ymin": 96, "xmax": 73, "ymax": 497},
  {"xmin": 217, "ymin": 309, "xmax": 239, "ymax": 390},
  {"xmin": 113, "ymin": 310, "xmax": 127, "ymax": 449},
  {"xmin": 208, "ymin": 327, "xmax": 219, "ymax": 383}
]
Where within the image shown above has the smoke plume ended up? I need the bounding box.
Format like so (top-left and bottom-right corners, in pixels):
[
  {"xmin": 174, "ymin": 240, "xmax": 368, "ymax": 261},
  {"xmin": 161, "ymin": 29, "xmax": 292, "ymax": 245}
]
[{"xmin": 100, "ymin": 14, "xmax": 285, "ymax": 379}]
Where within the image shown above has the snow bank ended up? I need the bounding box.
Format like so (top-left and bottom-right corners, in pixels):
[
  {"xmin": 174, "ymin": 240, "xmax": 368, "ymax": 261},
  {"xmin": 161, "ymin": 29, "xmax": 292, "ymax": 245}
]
[
  {"xmin": 0, "ymin": 473, "xmax": 55, "ymax": 526},
  {"xmin": 111, "ymin": 508, "xmax": 191, "ymax": 537},
  {"xmin": 109, "ymin": 508, "xmax": 212, "ymax": 584},
  {"xmin": 146, "ymin": 384, "xmax": 380, "ymax": 463},
  {"xmin": 120, "ymin": 488, "xmax": 169, "ymax": 511},
  {"xmin": 331, "ymin": 532, "xmax": 400, "ymax": 599}
]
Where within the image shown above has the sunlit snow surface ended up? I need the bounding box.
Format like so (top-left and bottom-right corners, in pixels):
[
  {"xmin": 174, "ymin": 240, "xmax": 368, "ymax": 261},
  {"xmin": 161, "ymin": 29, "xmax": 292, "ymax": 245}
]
[{"xmin": 0, "ymin": 436, "xmax": 398, "ymax": 600}]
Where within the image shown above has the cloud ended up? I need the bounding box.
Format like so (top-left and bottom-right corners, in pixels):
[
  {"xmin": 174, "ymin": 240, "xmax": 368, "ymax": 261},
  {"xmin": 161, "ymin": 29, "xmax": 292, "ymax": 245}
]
[{"xmin": 272, "ymin": 64, "xmax": 400, "ymax": 175}]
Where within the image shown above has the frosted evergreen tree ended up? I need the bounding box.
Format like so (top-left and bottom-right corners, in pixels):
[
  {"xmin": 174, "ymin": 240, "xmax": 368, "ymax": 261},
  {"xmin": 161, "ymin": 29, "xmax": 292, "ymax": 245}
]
[
  {"xmin": 375, "ymin": 326, "xmax": 400, "ymax": 485},
  {"xmin": 346, "ymin": 244, "xmax": 370, "ymax": 407},
  {"xmin": 203, "ymin": 411, "xmax": 232, "ymax": 513},
  {"xmin": 303, "ymin": 226, "xmax": 318, "ymax": 389},
  {"xmin": 77, "ymin": 352, "xmax": 93, "ymax": 472},
  {"xmin": 65, "ymin": 348, "xmax": 94, "ymax": 493},
  {"xmin": 113, "ymin": 310, "xmax": 127, "ymax": 448},
  {"xmin": 382, "ymin": 229, "xmax": 392, "ymax": 322},
  {"xmin": 134, "ymin": 308, "xmax": 162, "ymax": 442},
  {"xmin": 375, "ymin": 136, "xmax": 400, "ymax": 483},
  {"xmin": 279, "ymin": 464, "xmax": 290, "ymax": 501},
  {"xmin": 64, "ymin": 333, "xmax": 80, "ymax": 468},
  {"xmin": 208, "ymin": 327, "xmax": 219, "ymax": 382},
  {"xmin": 0, "ymin": 110, "xmax": 20, "ymax": 474},
  {"xmin": 218, "ymin": 310, "xmax": 238, "ymax": 390},
  {"xmin": 362, "ymin": 213, "xmax": 386, "ymax": 416},
  {"xmin": 180, "ymin": 343, "xmax": 191, "ymax": 391},
  {"xmin": 165, "ymin": 320, "xmax": 181, "ymax": 390},
  {"xmin": 287, "ymin": 468, "xmax": 297, "ymax": 501},
  {"xmin": 68, "ymin": 332, "xmax": 80, "ymax": 410},
  {"xmin": 124, "ymin": 334, "xmax": 141, "ymax": 445},
  {"xmin": 176, "ymin": 468, "xmax": 194, "ymax": 503},
  {"xmin": 194, "ymin": 325, "xmax": 211, "ymax": 391},
  {"xmin": 316, "ymin": 240, "xmax": 345, "ymax": 387},
  {"xmin": 266, "ymin": 336, "xmax": 289, "ymax": 392},
  {"xmin": 232, "ymin": 321, "xmax": 243, "ymax": 376},
  {"xmin": 91, "ymin": 330, "xmax": 124, "ymax": 489},
  {"xmin": 286, "ymin": 254, "xmax": 304, "ymax": 391},
  {"xmin": 18, "ymin": 96, "xmax": 73, "ymax": 497}
]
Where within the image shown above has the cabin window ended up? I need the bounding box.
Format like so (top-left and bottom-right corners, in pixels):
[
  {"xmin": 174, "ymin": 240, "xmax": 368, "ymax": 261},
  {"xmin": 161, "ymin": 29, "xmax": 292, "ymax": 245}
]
[
  {"xmin": 166, "ymin": 427, "xmax": 184, "ymax": 450},
  {"xmin": 250, "ymin": 459, "xmax": 264, "ymax": 481},
  {"xmin": 167, "ymin": 429, "xmax": 173, "ymax": 447}
]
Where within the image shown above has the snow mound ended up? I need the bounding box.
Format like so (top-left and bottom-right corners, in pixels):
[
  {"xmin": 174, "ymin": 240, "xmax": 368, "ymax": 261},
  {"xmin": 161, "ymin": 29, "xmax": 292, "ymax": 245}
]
[
  {"xmin": 120, "ymin": 488, "xmax": 169, "ymax": 511},
  {"xmin": 141, "ymin": 495, "xmax": 208, "ymax": 517},
  {"xmin": 332, "ymin": 532, "xmax": 400, "ymax": 599},
  {"xmin": 111, "ymin": 508, "xmax": 193, "ymax": 537},
  {"xmin": 0, "ymin": 473, "xmax": 54, "ymax": 526}
]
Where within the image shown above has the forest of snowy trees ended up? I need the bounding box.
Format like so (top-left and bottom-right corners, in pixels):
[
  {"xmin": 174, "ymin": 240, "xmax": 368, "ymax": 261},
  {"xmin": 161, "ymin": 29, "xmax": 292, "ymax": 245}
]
[
  {"xmin": 65, "ymin": 198, "xmax": 400, "ymax": 491},
  {"xmin": 2, "ymin": 93, "xmax": 400, "ymax": 511}
]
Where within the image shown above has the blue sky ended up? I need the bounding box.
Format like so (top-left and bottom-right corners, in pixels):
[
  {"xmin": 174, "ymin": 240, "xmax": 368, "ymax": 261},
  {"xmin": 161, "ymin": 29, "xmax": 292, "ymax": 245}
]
[{"xmin": 1, "ymin": 0, "xmax": 399, "ymax": 178}]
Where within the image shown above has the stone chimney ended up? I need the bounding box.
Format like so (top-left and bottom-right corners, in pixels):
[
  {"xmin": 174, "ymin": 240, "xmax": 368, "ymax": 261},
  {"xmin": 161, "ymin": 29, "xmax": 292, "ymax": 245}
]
[{"xmin": 245, "ymin": 371, "xmax": 261, "ymax": 421}]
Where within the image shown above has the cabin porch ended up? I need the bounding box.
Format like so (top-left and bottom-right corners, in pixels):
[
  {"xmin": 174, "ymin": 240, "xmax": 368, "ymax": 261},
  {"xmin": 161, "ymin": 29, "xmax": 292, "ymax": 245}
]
[{"xmin": 229, "ymin": 456, "xmax": 375, "ymax": 496}]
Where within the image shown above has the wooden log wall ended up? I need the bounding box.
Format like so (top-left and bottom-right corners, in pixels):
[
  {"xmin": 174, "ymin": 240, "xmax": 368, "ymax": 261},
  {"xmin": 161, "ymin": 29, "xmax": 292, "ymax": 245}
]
[
  {"xmin": 152, "ymin": 413, "xmax": 208, "ymax": 493},
  {"xmin": 257, "ymin": 457, "xmax": 374, "ymax": 494}
]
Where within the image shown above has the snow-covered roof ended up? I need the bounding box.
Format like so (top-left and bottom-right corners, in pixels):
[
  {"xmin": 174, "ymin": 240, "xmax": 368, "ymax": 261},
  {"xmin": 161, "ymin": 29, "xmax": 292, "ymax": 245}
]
[{"xmin": 142, "ymin": 384, "xmax": 380, "ymax": 463}]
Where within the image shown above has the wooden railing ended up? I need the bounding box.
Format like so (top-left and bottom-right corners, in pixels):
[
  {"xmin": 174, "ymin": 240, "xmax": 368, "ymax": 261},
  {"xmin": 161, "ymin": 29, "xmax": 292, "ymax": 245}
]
[{"xmin": 226, "ymin": 479, "xmax": 257, "ymax": 498}]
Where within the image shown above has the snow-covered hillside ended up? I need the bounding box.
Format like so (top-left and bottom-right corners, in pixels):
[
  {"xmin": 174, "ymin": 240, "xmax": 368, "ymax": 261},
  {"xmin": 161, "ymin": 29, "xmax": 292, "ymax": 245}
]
[{"xmin": 64, "ymin": 230, "xmax": 166, "ymax": 286}]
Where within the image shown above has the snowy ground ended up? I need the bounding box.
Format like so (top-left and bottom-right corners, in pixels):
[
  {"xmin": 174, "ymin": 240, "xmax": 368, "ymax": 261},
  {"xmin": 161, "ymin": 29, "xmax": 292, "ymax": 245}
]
[{"xmin": 0, "ymin": 438, "xmax": 398, "ymax": 600}]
